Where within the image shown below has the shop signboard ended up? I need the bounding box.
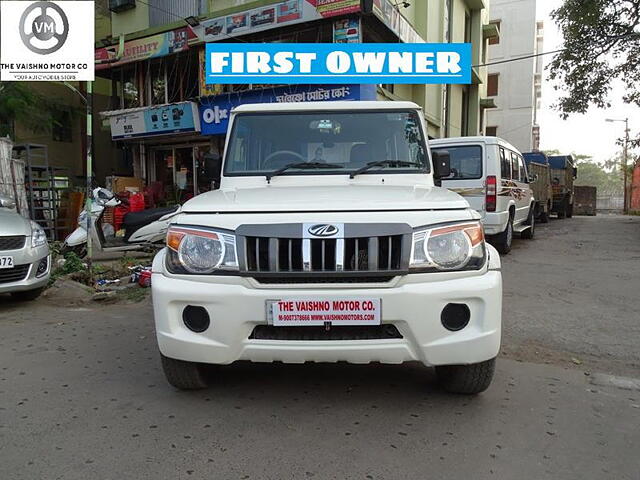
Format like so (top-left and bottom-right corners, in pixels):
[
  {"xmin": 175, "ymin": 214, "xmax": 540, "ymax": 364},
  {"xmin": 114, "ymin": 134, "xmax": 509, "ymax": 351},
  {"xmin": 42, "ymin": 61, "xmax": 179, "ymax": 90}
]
[
  {"xmin": 371, "ymin": 0, "xmax": 424, "ymax": 43},
  {"xmin": 95, "ymin": 28, "xmax": 189, "ymax": 70},
  {"xmin": 199, "ymin": 84, "xmax": 376, "ymax": 135},
  {"xmin": 333, "ymin": 17, "xmax": 361, "ymax": 43},
  {"xmin": 193, "ymin": 0, "xmax": 324, "ymax": 43},
  {"xmin": 316, "ymin": 0, "xmax": 361, "ymax": 18},
  {"xmin": 108, "ymin": 102, "xmax": 201, "ymax": 140}
]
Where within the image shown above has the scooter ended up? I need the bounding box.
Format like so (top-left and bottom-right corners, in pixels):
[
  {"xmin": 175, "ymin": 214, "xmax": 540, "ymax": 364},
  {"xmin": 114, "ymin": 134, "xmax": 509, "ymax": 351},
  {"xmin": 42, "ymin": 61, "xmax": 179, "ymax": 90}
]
[{"xmin": 63, "ymin": 187, "xmax": 181, "ymax": 257}]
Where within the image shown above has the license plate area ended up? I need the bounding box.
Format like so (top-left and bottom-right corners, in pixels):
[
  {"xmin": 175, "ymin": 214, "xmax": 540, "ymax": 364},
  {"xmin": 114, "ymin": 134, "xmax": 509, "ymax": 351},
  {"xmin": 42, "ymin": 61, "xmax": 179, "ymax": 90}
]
[
  {"xmin": 267, "ymin": 298, "xmax": 381, "ymax": 327},
  {"xmin": 0, "ymin": 256, "xmax": 14, "ymax": 269}
]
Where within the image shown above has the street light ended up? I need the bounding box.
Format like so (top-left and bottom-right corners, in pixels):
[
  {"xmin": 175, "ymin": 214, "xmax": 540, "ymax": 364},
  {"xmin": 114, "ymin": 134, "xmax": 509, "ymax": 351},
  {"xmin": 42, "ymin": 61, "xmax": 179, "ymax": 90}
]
[{"xmin": 605, "ymin": 117, "xmax": 630, "ymax": 214}]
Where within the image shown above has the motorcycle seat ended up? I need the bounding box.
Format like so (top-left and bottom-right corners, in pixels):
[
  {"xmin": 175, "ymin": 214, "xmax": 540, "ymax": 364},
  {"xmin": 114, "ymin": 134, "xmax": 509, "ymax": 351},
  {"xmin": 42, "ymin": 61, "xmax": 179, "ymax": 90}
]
[{"xmin": 123, "ymin": 205, "xmax": 179, "ymax": 232}]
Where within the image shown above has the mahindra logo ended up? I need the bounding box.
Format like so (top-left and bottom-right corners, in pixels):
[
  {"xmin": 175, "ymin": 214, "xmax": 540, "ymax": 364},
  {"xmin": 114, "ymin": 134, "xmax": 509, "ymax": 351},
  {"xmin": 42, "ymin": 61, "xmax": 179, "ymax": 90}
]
[
  {"xmin": 308, "ymin": 224, "xmax": 339, "ymax": 237},
  {"xmin": 20, "ymin": 2, "xmax": 69, "ymax": 55}
]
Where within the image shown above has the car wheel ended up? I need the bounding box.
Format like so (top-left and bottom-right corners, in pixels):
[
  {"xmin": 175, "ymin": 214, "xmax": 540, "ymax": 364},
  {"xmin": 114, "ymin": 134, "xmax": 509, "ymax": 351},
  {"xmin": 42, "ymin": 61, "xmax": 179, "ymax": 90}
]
[
  {"xmin": 521, "ymin": 207, "xmax": 535, "ymax": 239},
  {"xmin": 539, "ymin": 202, "xmax": 550, "ymax": 223},
  {"xmin": 435, "ymin": 358, "xmax": 496, "ymax": 395},
  {"xmin": 491, "ymin": 216, "xmax": 513, "ymax": 255},
  {"xmin": 160, "ymin": 353, "xmax": 208, "ymax": 390},
  {"xmin": 11, "ymin": 287, "xmax": 44, "ymax": 301},
  {"xmin": 566, "ymin": 203, "xmax": 574, "ymax": 218}
]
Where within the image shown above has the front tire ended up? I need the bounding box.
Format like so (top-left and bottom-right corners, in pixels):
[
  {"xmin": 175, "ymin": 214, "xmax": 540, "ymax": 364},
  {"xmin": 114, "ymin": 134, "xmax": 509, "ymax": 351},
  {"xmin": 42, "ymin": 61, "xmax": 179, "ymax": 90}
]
[
  {"xmin": 566, "ymin": 202, "xmax": 573, "ymax": 218},
  {"xmin": 521, "ymin": 206, "xmax": 535, "ymax": 239},
  {"xmin": 435, "ymin": 358, "xmax": 496, "ymax": 395},
  {"xmin": 11, "ymin": 287, "xmax": 45, "ymax": 301},
  {"xmin": 160, "ymin": 354, "xmax": 208, "ymax": 390},
  {"xmin": 492, "ymin": 216, "xmax": 513, "ymax": 255}
]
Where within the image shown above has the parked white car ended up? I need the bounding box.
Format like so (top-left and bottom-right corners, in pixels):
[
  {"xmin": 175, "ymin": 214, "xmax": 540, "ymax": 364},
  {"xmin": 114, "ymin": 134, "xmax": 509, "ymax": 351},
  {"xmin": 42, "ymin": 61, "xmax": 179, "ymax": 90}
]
[
  {"xmin": 0, "ymin": 195, "xmax": 50, "ymax": 300},
  {"xmin": 152, "ymin": 101, "xmax": 502, "ymax": 394},
  {"xmin": 431, "ymin": 136, "xmax": 535, "ymax": 254}
]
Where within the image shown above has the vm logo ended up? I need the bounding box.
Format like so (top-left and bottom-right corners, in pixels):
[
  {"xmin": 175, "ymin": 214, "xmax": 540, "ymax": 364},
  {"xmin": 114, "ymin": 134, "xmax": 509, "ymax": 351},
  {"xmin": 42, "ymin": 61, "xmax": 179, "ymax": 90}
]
[{"xmin": 20, "ymin": 2, "xmax": 69, "ymax": 55}]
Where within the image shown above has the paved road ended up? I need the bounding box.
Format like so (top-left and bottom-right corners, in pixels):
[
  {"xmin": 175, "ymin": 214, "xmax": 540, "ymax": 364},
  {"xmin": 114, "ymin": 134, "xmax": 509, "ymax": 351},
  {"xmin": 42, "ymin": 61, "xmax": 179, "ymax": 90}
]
[{"xmin": 1, "ymin": 215, "xmax": 639, "ymax": 479}]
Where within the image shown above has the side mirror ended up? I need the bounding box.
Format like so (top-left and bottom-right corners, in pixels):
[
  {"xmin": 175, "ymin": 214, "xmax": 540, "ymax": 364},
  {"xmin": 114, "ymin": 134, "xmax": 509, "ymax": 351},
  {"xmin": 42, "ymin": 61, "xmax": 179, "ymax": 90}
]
[
  {"xmin": 573, "ymin": 167, "xmax": 577, "ymax": 179},
  {"xmin": 529, "ymin": 173, "xmax": 538, "ymax": 183},
  {"xmin": 0, "ymin": 194, "xmax": 17, "ymax": 209},
  {"xmin": 204, "ymin": 153, "xmax": 222, "ymax": 189},
  {"xmin": 432, "ymin": 150, "xmax": 451, "ymax": 180}
]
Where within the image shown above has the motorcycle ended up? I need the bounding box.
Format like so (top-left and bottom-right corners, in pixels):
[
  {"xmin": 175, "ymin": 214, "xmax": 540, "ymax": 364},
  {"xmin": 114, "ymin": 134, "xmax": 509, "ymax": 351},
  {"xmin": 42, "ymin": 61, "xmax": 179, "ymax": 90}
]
[{"xmin": 63, "ymin": 187, "xmax": 181, "ymax": 257}]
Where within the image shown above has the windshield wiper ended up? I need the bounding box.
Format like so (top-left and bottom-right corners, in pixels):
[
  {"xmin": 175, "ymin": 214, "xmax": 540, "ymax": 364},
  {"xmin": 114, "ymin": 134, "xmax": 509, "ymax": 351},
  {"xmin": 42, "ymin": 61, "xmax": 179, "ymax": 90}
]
[
  {"xmin": 266, "ymin": 162, "xmax": 343, "ymax": 183},
  {"xmin": 349, "ymin": 160, "xmax": 424, "ymax": 179}
]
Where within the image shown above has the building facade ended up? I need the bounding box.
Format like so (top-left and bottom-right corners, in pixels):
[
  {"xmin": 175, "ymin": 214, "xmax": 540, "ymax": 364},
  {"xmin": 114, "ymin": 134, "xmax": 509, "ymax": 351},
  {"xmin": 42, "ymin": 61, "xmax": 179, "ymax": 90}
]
[
  {"xmin": 94, "ymin": 0, "xmax": 496, "ymax": 203},
  {"xmin": 485, "ymin": 0, "xmax": 541, "ymax": 153}
]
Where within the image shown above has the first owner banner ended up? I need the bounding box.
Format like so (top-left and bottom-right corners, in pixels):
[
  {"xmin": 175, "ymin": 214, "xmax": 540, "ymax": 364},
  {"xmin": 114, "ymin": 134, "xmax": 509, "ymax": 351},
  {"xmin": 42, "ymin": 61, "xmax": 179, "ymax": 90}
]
[{"xmin": 205, "ymin": 43, "xmax": 472, "ymax": 85}]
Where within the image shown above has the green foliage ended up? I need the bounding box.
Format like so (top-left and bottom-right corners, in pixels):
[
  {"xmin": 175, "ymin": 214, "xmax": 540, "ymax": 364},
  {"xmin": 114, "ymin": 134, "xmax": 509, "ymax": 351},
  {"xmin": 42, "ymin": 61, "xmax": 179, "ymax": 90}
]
[
  {"xmin": 549, "ymin": 1, "xmax": 640, "ymax": 146},
  {"xmin": 0, "ymin": 82, "xmax": 78, "ymax": 139},
  {"xmin": 573, "ymin": 154, "xmax": 624, "ymax": 195},
  {"xmin": 49, "ymin": 252, "xmax": 86, "ymax": 285}
]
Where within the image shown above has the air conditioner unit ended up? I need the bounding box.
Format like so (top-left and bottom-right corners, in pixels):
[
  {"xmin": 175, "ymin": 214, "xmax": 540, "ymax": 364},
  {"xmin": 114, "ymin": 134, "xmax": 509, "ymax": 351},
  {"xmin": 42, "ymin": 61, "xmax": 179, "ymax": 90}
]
[{"xmin": 109, "ymin": 0, "xmax": 136, "ymax": 13}]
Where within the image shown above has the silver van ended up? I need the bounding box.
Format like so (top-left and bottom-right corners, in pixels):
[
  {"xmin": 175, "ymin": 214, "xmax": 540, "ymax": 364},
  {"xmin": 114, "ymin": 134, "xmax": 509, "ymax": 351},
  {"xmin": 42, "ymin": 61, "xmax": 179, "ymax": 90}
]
[
  {"xmin": 0, "ymin": 195, "xmax": 50, "ymax": 300},
  {"xmin": 431, "ymin": 136, "xmax": 535, "ymax": 254}
]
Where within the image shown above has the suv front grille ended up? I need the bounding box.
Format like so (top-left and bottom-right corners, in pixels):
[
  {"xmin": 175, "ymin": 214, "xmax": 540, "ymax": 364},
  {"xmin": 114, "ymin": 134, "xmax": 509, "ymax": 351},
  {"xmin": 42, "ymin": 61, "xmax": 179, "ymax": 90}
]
[
  {"xmin": 0, "ymin": 264, "xmax": 30, "ymax": 284},
  {"xmin": 0, "ymin": 236, "xmax": 26, "ymax": 251},
  {"xmin": 249, "ymin": 324, "xmax": 403, "ymax": 341},
  {"xmin": 244, "ymin": 235, "xmax": 405, "ymax": 273}
]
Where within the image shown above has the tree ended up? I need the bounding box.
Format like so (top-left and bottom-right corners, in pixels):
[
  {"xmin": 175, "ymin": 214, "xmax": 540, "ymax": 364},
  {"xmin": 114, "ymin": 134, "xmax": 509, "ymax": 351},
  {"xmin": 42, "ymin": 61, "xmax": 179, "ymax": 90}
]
[
  {"xmin": 549, "ymin": 1, "xmax": 640, "ymax": 141},
  {"xmin": 0, "ymin": 82, "xmax": 68, "ymax": 139}
]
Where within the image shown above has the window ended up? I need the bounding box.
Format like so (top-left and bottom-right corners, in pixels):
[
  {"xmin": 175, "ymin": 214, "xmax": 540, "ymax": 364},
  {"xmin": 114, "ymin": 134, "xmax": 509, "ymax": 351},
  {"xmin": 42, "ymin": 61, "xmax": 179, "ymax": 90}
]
[
  {"xmin": 225, "ymin": 111, "xmax": 428, "ymax": 176},
  {"xmin": 500, "ymin": 147, "xmax": 510, "ymax": 179},
  {"xmin": 489, "ymin": 20, "xmax": 501, "ymax": 45},
  {"xmin": 52, "ymin": 109, "xmax": 72, "ymax": 143},
  {"xmin": 464, "ymin": 12, "xmax": 472, "ymax": 44},
  {"xmin": 511, "ymin": 152, "xmax": 521, "ymax": 181},
  {"xmin": 432, "ymin": 145, "xmax": 482, "ymax": 180},
  {"xmin": 487, "ymin": 74, "xmax": 499, "ymax": 97},
  {"xmin": 148, "ymin": 61, "xmax": 167, "ymax": 105},
  {"xmin": 461, "ymin": 87, "xmax": 470, "ymax": 136},
  {"xmin": 519, "ymin": 155, "xmax": 528, "ymax": 182},
  {"xmin": 121, "ymin": 67, "xmax": 139, "ymax": 109},
  {"xmin": 486, "ymin": 126, "xmax": 498, "ymax": 137}
]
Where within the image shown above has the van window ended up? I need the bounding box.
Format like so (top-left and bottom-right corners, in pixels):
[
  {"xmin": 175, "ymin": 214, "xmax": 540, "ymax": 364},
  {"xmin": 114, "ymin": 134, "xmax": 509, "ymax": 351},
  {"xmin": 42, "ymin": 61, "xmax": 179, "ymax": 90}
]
[
  {"xmin": 432, "ymin": 145, "xmax": 482, "ymax": 179},
  {"xmin": 511, "ymin": 152, "xmax": 521, "ymax": 181},
  {"xmin": 500, "ymin": 147, "xmax": 510, "ymax": 179},
  {"xmin": 518, "ymin": 155, "xmax": 528, "ymax": 182}
]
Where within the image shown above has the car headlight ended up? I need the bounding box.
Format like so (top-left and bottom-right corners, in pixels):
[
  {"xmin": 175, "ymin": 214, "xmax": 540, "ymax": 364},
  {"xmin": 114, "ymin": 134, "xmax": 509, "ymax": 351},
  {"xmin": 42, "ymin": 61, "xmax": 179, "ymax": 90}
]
[
  {"xmin": 166, "ymin": 226, "xmax": 238, "ymax": 274},
  {"xmin": 30, "ymin": 221, "xmax": 47, "ymax": 248},
  {"xmin": 410, "ymin": 222, "xmax": 486, "ymax": 271}
]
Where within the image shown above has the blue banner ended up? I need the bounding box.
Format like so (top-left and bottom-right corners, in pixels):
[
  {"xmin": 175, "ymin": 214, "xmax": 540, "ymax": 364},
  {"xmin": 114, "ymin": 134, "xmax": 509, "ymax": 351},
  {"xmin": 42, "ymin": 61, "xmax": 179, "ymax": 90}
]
[
  {"xmin": 199, "ymin": 84, "xmax": 375, "ymax": 135},
  {"xmin": 205, "ymin": 43, "xmax": 472, "ymax": 85}
]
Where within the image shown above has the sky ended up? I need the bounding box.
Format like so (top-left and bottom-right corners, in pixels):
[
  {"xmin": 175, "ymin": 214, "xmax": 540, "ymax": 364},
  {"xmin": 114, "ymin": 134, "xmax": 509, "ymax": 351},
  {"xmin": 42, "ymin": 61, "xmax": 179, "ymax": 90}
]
[{"xmin": 536, "ymin": 1, "xmax": 638, "ymax": 164}]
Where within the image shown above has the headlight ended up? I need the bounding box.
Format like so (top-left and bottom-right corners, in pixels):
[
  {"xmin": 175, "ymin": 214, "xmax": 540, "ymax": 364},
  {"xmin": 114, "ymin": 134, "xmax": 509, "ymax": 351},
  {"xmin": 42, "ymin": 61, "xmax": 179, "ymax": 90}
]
[
  {"xmin": 30, "ymin": 221, "xmax": 47, "ymax": 248},
  {"xmin": 166, "ymin": 226, "xmax": 238, "ymax": 274},
  {"xmin": 410, "ymin": 222, "xmax": 486, "ymax": 271}
]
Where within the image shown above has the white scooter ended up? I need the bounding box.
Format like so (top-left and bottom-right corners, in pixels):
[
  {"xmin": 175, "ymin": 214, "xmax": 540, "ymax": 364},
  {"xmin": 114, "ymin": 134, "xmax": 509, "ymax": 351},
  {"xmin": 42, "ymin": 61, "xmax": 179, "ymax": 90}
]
[{"xmin": 63, "ymin": 187, "xmax": 180, "ymax": 257}]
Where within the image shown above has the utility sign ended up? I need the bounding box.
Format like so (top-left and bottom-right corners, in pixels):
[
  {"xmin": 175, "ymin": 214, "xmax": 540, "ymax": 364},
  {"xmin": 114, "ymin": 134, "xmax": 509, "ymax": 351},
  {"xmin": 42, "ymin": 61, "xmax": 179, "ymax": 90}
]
[
  {"xmin": 0, "ymin": 1, "xmax": 94, "ymax": 81},
  {"xmin": 205, "ymin": 43, "xmax": 471, "ymax": 84}
]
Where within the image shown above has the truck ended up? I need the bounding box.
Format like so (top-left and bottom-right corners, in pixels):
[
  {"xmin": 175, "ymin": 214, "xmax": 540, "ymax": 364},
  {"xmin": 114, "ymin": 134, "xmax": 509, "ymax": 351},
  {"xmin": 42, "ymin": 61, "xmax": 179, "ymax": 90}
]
[
  {"xmin": 151, "ymin": 101, "xmax": 503, "ymax": 395},
  {"xmin": 548, "ymin": 154, "xmax": 577, "ymax": 219},
  {"xmin": 523, "ymin": 151, "xmax": 553, "ymax": 223}
]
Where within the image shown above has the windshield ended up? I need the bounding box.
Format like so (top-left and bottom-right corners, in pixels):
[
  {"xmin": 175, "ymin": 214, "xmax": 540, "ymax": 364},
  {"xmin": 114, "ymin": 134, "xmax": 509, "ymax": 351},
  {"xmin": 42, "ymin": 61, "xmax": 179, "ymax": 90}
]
[
  {"xmin": 224, "ymin": 111, "xmax": 429, "ymax": 176},
  {"xmin": 432, "ymin": 145, "xmax": 483, "ymax": 180}
]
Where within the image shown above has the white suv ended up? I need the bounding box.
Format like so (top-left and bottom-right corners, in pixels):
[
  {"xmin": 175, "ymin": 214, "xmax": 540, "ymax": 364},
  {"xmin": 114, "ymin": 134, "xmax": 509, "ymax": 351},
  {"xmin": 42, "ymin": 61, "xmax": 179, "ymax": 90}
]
[
  {"xmin": 152, "ymin": 102, "xmax": 502, "ymax": 394},
  {"xmin": 0, "ymin": 195, "xmax": 50, "ymax": 300},
  {"xmin": 432, "ymin": 136, "xmax": 535, "ymax": 254}
]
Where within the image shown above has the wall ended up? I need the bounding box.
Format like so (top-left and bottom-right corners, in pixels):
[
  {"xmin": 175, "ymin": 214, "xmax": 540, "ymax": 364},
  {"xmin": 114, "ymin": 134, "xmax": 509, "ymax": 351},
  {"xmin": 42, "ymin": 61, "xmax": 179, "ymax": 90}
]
[{"xmin": 486, "ymin": 0, "xmax": 536, "ymax": 152}]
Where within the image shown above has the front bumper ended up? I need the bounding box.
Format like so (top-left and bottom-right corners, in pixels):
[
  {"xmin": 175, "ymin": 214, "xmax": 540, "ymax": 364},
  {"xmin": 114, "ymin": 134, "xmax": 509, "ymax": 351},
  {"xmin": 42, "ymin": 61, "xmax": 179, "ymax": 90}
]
[
  {"xmin": 0, "ymin": 248, "xmax": 50, "ymax": 294},
  {"xmin": 152, "ymin": 247, "xmax": 502, "ymax": 367}
]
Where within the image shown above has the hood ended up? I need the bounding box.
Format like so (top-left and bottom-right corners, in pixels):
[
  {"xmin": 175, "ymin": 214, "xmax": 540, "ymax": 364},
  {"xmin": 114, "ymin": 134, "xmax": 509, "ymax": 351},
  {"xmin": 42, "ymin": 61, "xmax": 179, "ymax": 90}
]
[
  {"xmin": 0, "ymin": 209, "xmax": 31, "ymax": 236},
  {"xmin": 183, "ymin": 184, "xmax": 469, "ymax": 213}
]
